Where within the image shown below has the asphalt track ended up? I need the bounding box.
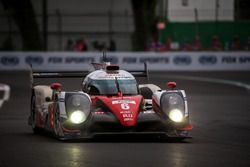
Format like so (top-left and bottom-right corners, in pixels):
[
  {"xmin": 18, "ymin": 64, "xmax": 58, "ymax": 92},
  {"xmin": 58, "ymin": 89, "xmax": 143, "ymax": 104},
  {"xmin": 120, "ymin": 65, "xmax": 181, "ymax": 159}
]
[{"xmin": 0, "ymin": 71, "xmax": 250, "ymax": 167}]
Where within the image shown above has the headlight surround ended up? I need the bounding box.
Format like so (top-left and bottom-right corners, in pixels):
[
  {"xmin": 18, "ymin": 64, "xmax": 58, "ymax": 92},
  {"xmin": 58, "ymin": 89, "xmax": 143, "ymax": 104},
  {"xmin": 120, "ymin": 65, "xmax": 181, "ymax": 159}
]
[
  {"xmin": 72, "ymin": 97, "xmax": 81, "ymax": 107},
  {"xmin": 70, "ymin": 110, "xmax": 86, "ymax": 124},
  {"xmin": 169, "ymin": 95, "xmax": 178, "ymax": 105},
  {"xmin": 160, "ymin": 93, "xmax": 185, "ymax": 122},
  {"xmin": 66, "ymin": 94, "xmax": 91, "ymax": 124}
]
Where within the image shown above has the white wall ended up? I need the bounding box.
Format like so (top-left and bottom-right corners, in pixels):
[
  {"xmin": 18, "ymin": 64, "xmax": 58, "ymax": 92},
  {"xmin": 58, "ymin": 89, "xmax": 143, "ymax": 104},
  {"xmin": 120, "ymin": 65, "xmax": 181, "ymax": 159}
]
[{"xmin": 168, "ymin": 0, "xmax": 234, "ymax": 22}]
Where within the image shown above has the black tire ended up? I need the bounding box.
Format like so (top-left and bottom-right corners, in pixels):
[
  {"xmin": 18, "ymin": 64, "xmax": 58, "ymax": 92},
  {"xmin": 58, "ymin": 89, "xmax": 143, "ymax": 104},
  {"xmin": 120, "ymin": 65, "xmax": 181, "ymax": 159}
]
[
  {"xmin": 53, "ymin": 105, "xmax": 62, "ymax": 139},
  {"xmin": 30, "ymin": 92, "xmax": 42, "ymax": 134},
  {"xmin": 139, "ymin": 87, "xmax": 153, "ymax": 99}
]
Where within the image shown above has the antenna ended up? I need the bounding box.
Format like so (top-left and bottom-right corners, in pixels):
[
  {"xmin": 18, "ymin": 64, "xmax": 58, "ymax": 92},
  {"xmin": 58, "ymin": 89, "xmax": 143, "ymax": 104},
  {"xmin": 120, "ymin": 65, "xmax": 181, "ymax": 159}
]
[
  {"xmin": 115, "ymin": 77, "xmax": 121, "ymax": 94},
  {"xmin": 144, "ymin": 62, "xmax": 149, "ymax": 83}
]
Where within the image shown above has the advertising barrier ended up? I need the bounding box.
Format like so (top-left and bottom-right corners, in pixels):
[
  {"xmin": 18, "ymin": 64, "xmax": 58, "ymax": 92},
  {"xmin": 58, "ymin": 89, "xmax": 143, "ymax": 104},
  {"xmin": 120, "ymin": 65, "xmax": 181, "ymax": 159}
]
[{"xmin": 0, "ymin": 52, "xmax": 250, "ymax": 71}]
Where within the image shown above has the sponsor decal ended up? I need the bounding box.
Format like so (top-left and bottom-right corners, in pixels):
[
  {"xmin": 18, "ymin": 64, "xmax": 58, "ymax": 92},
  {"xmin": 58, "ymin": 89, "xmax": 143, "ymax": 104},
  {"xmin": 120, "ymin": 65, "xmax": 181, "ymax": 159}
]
[
  {"xmin": 25, "ymin": 55, "xmax": 44, "ymax": 65},
  {"xmin": 48, "ymin": 57, "xmax": 63, "ymax": 64},
  {"xmin": 139, "ymin": 57, "xmax": 169, "ymax": 64},
  {"xmin": 122, "ymin": 114, "xmax": 133, "ymax": 121},
  {"xmin": 65, "ymin": 57, "xmax": 94, "ymax": 64},
  {"xmin": 199, "ymin": 55, "xmax": 217, "ymax": 65},
  {"xmin": 221, "ymin": 56, "xmax": 237, "ymax": 64},
  {"xmin": 112, "ymin": 100, "xmax": 136, "ymax": 105},
  {"xmin": 0, "ymin": 52, "xmax": 249, "ymax": 70},
  {"xmin": 239, "ymin": 56, "xmax": 250, "ymax": 64},
  {"xmin": 173, "ymin": 56, "xmax": 192, "ymax": 65},
  {"xmin": 98, "ymin": 73, "xmax": 132, "ymax": 79},
  {"xmin": 120, "ymin": 111, "xmax": 133, "ymax": 121},
  {"xmin": 122, "ymin": 57, "xmax": 137, "ymax": 64},
  {"xmin": 0, "ymin": 56, "xmax": 19, "ymax": 66},
  {"xmin": 113, "ymin": 100, "xmax": 137, "ymax": 121}
]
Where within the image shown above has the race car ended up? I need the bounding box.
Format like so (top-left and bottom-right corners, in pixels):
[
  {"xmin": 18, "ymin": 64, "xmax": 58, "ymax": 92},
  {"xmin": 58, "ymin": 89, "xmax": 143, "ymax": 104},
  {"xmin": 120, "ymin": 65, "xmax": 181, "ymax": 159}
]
[{"xmin": 28, "ymin": 61, "xmax": 192, "ymax": 140}]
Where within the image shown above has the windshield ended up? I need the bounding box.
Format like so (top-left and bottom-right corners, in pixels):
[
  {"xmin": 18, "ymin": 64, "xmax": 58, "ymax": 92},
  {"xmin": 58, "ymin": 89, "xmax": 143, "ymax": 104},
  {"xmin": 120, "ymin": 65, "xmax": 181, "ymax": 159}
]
[{"xmin": 89, "ymin": 79, "xmax": 138, "ymax": 95}]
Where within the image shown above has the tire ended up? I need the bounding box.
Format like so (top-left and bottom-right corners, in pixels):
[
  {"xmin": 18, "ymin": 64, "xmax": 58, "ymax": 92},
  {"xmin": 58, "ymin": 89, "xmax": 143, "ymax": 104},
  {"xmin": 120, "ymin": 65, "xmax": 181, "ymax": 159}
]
[
  {"xmin": 53, "ymin": 105, "xmax": 62, "ymax": 139},
  {"xmin": 139, "ymin": 87, "xmax": 153, "ymax": 99},
  {"xmin": 30, "ymin": 92, "xmax": 42, "ymax": 134}
]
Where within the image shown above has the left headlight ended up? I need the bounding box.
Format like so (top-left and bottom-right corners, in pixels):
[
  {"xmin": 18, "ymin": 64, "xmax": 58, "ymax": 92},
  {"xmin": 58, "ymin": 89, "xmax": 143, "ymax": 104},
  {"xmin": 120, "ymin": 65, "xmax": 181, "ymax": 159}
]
[{"xmin": 70, "ymin": 110, "xmax": 86, "ymax": 124}]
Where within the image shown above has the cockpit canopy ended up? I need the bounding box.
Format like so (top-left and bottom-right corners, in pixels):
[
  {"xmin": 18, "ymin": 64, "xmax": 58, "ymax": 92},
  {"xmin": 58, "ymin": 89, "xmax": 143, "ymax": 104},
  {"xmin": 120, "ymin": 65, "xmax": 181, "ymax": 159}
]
[
  {"xmin": 82, "ymin": 70, "xmax": 139, "ymax": 96},
  {"xmin": 87, "ymin": 79, "xmax": 138, "ymax": 96}
]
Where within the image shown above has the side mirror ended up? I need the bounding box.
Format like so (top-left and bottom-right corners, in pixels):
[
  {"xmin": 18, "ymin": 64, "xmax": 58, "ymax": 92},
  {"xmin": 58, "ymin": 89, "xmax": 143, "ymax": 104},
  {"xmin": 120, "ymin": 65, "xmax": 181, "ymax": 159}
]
[
  {"xmin": 167, "ymin": 82, "xmax": 176, "ymax": 89},
  {"xmin": 50, "ymin": 83, "xmax": 62, "ymax": 91},
  {"xmin": 45, "ymin": 97, "xmax": 51, "ymax": 102}
]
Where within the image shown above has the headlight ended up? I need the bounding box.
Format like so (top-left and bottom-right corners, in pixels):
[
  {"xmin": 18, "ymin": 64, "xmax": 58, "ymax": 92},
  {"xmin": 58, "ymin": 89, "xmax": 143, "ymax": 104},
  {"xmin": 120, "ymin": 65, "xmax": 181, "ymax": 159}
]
[
  {"xmin": 70, "ymin": 110, "xmax": 86, "ymax": 124},
  {"xmin": 66, "ymin": 94, "xmax": 91, "ymax": 124},
  {"xmin": 169, "ymin": 109, "xmax": 183, "ymax": 122},
  {"xmin": 160, "ymin": 93, "xmax": 185, "ymax": 120}
]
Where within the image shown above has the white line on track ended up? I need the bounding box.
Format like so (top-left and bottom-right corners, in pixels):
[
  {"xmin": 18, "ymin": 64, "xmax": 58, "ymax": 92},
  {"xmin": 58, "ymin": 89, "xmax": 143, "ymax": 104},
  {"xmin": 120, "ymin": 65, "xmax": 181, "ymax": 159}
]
[{"xmin": 166, "ymin": 75, "xmax": 250, "ymax": 91}]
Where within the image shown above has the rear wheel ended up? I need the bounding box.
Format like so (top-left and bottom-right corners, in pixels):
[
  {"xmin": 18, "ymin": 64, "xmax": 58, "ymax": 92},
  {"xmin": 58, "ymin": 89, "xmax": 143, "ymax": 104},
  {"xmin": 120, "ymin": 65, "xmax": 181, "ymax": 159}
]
[
  {"xmin": 139, "ymin": 84, "xmax": 161, "ymax": 99},
  {"xmin": 139, "ymin": 87, "xmax": 153, "ymax": 99}
]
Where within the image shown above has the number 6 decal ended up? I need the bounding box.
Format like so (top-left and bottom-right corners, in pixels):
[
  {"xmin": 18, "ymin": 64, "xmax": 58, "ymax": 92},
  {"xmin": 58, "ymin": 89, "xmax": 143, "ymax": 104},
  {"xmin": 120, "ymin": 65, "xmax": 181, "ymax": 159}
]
[{"xmin": 121, "ymin": 103, "xmax": 130, "ymax": 110}]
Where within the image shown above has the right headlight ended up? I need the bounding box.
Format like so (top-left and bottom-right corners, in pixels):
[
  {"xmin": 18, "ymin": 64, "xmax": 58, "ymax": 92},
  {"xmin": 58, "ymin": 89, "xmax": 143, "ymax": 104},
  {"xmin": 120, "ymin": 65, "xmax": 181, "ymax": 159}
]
[
  {"xmin": 66, "ymin": 94, "xmax": 91, "ymax": 124},
  {"xmin": 160, "ymin": 93, "xmax": 185, "ymax": 122}
]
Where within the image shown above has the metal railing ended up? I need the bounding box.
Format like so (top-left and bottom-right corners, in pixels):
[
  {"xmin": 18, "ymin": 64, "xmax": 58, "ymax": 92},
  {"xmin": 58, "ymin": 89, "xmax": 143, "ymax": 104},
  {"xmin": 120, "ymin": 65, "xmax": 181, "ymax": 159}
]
[{"xmin": 0, "ymin": 10, "xmax": 134, "ymax": 51}]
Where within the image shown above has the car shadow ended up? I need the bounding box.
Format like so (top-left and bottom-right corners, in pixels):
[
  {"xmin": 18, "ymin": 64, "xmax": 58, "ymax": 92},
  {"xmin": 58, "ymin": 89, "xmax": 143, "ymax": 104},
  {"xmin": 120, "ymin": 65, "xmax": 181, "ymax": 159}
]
[
  {"xmin": 22, "ymin": 130, "xmax": 192, "ymax": 144},
  {"xmin": 63, "ymin": 135, "xmax": 192, "ymax": 144}
]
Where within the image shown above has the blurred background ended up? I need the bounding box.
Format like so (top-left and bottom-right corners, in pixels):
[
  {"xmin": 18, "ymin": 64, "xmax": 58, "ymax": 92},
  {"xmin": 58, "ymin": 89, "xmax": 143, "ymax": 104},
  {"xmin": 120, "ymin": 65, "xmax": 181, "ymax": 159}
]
[{"xmin": 0, "ymin": 0, "xmax": 250, "ymax": 52}]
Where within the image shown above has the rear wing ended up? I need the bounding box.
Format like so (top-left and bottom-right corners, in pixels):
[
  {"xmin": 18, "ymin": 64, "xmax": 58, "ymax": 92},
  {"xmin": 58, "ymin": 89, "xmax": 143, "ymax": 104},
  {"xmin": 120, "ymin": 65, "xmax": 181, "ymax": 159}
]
[
  {"xmin": 31, "ymin": 63, "xmax": 149, "ymax": 81},
  {"xmin": 129, "ymin": 63, "xmax": 149, "ymax": 82},
  {"xmin": 32, "ymin": 71, "xmax": 89, "ymax": 78}
]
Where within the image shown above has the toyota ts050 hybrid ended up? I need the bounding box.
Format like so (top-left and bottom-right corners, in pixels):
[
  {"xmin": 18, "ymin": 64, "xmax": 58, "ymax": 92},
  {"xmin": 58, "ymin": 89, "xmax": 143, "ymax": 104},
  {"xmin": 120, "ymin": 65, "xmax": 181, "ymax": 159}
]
[{"xmin": 28, "ymin": 61, "xmax": 192, "ymax": 140}]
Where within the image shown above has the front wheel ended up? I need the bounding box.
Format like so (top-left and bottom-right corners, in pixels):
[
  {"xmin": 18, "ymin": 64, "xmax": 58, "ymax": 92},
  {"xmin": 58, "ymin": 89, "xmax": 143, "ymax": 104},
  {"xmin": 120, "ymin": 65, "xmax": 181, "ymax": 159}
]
[
  {"xmin": 53, "ymin": 106, "xmax": 63, "ymax": 139},
  {"xmin": 30, "ymin": 93, "xmax": 42, "ymax": 134}
]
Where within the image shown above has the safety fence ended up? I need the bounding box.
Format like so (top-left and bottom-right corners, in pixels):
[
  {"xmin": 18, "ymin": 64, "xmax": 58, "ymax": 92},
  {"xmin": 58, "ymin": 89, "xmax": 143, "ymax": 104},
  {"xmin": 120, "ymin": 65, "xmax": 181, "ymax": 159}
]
[{"xmin": 0, "ymin": 52, "xmax": 250, "ymax": 71}]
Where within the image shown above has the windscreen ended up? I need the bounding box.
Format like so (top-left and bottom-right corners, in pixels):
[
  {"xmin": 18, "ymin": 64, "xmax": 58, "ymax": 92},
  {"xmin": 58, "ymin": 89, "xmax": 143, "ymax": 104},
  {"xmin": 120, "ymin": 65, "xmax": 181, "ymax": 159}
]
[{"xmin": 90, "ymin": 79, "xmax": 138, "ymax": 95}]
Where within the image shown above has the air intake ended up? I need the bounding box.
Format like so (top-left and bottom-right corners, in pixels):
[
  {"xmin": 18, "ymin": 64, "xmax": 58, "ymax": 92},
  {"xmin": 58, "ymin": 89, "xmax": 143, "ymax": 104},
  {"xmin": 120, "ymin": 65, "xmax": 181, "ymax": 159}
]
[{"xmin": 106, "ymin": 65, "xmax": 119, "ymax": 71}]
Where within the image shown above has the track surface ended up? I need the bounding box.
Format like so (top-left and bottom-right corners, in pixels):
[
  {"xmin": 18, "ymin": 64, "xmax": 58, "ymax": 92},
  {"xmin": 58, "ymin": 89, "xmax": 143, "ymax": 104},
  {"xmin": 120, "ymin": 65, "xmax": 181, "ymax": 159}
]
[{"xmin": 0, "ymin": 71, "xmax": 250, "ymax": 167}]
